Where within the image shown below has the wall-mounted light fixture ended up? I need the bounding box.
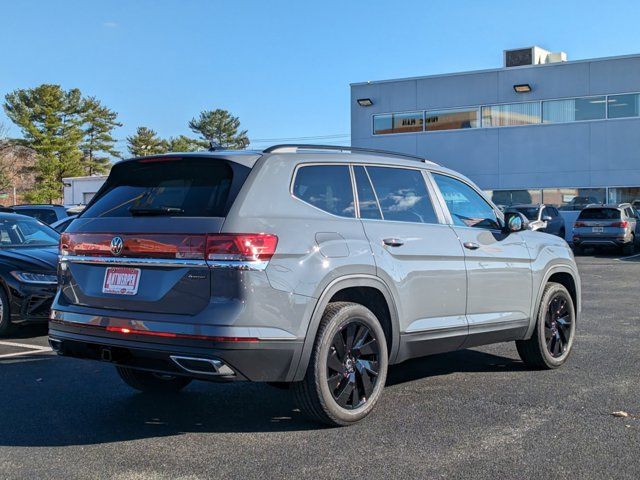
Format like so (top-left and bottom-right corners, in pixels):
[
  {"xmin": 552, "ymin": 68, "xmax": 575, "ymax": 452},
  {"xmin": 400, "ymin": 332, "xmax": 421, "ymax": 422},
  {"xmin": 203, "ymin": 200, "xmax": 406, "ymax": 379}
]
[
  {"xmin": 357, "ymin": 98, "xmax": 373, "ymax": 106},
  {"xmin": 513, "ymin": 83, "xmax": 532, "ymax": 93}
]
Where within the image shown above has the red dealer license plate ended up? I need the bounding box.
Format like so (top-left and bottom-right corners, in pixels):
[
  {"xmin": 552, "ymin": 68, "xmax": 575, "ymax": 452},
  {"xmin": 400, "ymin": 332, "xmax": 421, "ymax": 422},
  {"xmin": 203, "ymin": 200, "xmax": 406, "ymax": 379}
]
[{"xmin": 102, "ymin": 267, "xmax": 141, "ymax": 295}]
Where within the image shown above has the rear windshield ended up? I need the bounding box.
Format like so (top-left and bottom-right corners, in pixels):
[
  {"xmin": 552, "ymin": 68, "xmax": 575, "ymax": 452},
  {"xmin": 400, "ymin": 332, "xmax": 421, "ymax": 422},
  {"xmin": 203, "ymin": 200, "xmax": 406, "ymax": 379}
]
[
  {"xmin": 82, "ymin": 158, "xmax": 250, "ymax": 218},
  {"xmin": 577, "ymin": 208, "xmax": 621, "ymax": 220},
  {"xmin": 511, "ymin": 207, "xmax": 539, "ymax": 221},
  {"xmin": 15, "ymin": 208, "xmax": 58, "ymax": 225}
]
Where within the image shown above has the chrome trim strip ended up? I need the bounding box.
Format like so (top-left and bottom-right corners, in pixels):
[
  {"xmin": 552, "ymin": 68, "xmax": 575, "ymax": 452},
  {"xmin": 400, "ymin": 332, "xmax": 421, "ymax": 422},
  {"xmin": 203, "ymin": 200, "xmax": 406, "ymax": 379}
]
[
  {"xmin": 59, "ymin": 255, "xmax": 207, "ymax": 268},
  {"xmin": 207, "ymin": 260, "xmax": 269, "ymax": 271}
]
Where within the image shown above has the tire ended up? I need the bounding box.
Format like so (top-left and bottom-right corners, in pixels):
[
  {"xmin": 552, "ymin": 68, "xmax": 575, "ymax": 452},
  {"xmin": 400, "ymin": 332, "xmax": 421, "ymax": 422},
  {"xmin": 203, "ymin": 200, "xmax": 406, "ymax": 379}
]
[
  {"xmin": 516, "ymin": 282, "xmax": 576, "ymax": 369},
  {"xmin": 0, "ymin": 286, "xmax": 14, "ymax": 337},
  {"xmin": 116, "ymin": 366, "xmax": 192, "ymax": 393},
  {"xmin": 292, "ymin": 302, "xmax": 388, "ymax": 427},
  {"xmin": 622, "ymin": 238, "xmax": 634, "ymax": 256}
]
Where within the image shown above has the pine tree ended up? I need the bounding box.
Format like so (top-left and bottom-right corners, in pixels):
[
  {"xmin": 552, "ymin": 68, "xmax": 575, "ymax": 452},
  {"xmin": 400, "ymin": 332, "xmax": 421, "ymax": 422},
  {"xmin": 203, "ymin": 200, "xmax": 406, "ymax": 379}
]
[
  {"xmin": 166, "ymin": 135, "xmax": 207, "ymax": 152},
  {"xmin": 80, "ymin": 97, "xmax": 122, "ymax": 175},
  {"xmin": 188, "ymin": 109, "xmax": 249, "ymax": 149},
  {"xmin": 3, "ymin": 85, "xmax": 85, "ymax": 202},
  {"xmin": 127, "ymin": 127, "xmax": 168, "ymax": 157}
]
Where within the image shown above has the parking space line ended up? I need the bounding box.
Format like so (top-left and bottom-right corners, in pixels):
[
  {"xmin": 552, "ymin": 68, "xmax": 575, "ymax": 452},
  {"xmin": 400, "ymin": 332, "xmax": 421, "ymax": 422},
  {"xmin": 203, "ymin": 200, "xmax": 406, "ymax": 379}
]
[
  {"xmin": 0, "ymin": 340, "xmax": 51, "ymax": 351},
  {"xmin": 0, "ymin": 348, "xmax": 53, "ymax": 359},
  {"xmin": 619, "ymin": 252, "xmax": 640, "ymax": 260}
]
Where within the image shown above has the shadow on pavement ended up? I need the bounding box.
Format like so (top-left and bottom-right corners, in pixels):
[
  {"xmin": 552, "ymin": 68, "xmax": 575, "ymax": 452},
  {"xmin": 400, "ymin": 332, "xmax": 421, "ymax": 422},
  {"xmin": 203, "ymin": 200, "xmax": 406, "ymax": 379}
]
[{"xmin": 0, "ymin": 348, "xmax": 520, "ymax": 446}]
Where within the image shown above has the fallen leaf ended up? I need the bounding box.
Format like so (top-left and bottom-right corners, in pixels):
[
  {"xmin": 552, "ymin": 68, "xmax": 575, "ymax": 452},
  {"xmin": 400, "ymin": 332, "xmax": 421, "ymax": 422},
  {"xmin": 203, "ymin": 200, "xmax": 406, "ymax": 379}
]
[{"xmin": 612, "ymin": 411, "xmax": 629, "ymax": 418}]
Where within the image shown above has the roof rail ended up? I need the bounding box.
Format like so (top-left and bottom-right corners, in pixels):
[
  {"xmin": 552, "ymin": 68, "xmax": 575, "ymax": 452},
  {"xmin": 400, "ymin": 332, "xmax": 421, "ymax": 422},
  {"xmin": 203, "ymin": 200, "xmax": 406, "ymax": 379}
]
[{"xmin": 262, "ymin": 144, "xmax": 437, "ymax": 165}]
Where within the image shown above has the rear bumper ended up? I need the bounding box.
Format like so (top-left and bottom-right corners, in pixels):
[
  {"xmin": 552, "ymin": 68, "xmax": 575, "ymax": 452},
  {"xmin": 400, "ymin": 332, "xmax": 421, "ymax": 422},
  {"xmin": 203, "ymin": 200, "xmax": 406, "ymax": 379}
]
[
  {"xmin": 48, "ymin": 315, "xmax": 304, "ymax": 383},
  {"xmin": 572, "ymin": 236, "xmax": 632, "ymax": 247}
]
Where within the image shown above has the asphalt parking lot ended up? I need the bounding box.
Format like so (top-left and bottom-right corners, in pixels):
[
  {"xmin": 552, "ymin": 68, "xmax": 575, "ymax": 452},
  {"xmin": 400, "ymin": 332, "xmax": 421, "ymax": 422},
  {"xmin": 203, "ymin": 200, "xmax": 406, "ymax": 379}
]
[{"xmin": 0, "ymin": 254, "xmax": 638, "ymax": 480}]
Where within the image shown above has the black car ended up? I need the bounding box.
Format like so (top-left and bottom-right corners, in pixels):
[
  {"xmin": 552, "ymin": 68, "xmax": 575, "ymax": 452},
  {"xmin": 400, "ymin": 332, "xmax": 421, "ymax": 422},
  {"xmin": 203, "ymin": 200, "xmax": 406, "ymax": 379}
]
[
  {"xmin": 0, "ymin": 213, "xmax": 59, "ymax": 335},
  {"xmin": 10, "ymin": 204, "xmax": 69, "ymax": 225}
]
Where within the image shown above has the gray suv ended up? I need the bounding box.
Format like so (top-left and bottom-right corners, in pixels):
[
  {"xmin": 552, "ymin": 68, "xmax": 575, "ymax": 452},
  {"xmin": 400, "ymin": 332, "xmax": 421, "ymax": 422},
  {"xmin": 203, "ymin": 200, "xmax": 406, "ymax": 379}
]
[
  {"xmin": 572, "ymin": 203, "xmax": 639, "ymax": 255},
  {"xmin": 49, "ymin": 145, "xmax": 581, "ymax": 426}
]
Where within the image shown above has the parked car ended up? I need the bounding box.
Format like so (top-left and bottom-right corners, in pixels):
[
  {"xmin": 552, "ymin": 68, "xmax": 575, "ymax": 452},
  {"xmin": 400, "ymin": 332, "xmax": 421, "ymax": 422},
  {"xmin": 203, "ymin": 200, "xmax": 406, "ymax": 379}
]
[
  {"xmin": 51, "ymin": 215, "xmax": 77, "ymax": 233},
  {"xmin": 49, "ymin": 145, "xmax": 580, "ymax": 426},
  {"xmin": 572, "ymin": 203, "xmax": 639, "ymax": 255},
  {"xmin": 506, "ymin": 204, "xmax": 566, "ymax": 238},
  {"xmin": 11, "ymin": 204, "xmax": 69, "ymax": 225},
  {"xmin": 560, "ymin": 196, "xmax": 599, "ymax": 211},
  {"xmin": 0, "ymin": 213, "xmax": 59, "ymax": 335}
]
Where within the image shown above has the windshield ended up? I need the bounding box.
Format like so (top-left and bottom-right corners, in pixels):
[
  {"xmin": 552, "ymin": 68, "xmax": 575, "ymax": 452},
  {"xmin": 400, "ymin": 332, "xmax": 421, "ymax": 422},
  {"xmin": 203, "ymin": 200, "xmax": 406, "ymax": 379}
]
[
  {"xmin": 511, "ymin": 207, "xmax": 539, "ymax": 221},
  {"xmin": 577, "ymin": 208, "xmax": 621, "ymax": 220},
  {"xmin": 0, "ymin": 217, "xmax": 59, "ymax": 247}
]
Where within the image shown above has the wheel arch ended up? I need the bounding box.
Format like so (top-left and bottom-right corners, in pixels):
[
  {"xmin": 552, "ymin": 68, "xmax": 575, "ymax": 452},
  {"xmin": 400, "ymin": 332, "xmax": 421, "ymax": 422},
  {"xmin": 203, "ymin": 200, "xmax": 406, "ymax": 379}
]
[
  {"xmin": 526, "ymin": 264, "xmax": 581, "ymax": 339},
  {"xmin": 290, "ymin": 274, "xmax": 400, "ymax": 382}
]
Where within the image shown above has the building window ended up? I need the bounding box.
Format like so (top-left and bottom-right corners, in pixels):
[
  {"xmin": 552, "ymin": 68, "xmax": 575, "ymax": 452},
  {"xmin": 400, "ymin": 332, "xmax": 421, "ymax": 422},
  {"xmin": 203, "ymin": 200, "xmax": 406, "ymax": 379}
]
[
  {"xmin": 542, "ymin": 188, "xmax": 606, "ymax": 211},
  {"xmin": 481, "ymin": 102, "xmax": 541, "ymax": 127},
  {"xmin": 425, "ymin": 108, "xmax": 479, "ymax": 131},
  {"xmin": 542, "ymin": 96, "xmax": 606, "ymax": 123},
  {"xmin": 608, "ymin": 187, "xmax": 640, "ymax": 208},
  {"xmin": 486, "ymin": 189, "xmax": 542, "ymax": 209},
  {"xmin": 607, "ymin": 93, "xmax": 640, "ymax": 119},
  {"xmin": 373, "ymin": 112, "xmax": 423, "ymax": 135}
]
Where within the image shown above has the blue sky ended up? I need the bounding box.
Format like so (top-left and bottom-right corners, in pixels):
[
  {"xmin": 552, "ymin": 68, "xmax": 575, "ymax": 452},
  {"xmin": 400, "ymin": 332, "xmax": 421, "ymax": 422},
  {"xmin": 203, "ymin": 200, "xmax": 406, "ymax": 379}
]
[{"xmin": 2, "ymin": 0, "xmax": 640, "ymax": 152}]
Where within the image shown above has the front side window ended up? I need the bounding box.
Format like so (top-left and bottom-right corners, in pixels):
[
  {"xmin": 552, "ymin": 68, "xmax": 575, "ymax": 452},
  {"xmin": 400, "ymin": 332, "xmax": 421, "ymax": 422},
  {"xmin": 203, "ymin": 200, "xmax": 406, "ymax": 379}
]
[
  {"xmin": 433, "ymin": 173, "xmax": 500, "ymax": 229},
  {"xmin": 293, "ymin": 165, "xmax": 355, "ymax": 217},
  {"xmin": 366, "ymin": 167, "xmax": 437, "ymax": 224}
]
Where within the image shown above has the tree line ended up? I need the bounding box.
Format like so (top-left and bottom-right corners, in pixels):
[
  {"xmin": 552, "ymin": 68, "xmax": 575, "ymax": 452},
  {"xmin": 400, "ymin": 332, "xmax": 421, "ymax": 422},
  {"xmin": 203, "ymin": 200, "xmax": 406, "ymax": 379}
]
[{"xmin": 1, "ymin": 84, "xmax": 249, "ymax": 202}]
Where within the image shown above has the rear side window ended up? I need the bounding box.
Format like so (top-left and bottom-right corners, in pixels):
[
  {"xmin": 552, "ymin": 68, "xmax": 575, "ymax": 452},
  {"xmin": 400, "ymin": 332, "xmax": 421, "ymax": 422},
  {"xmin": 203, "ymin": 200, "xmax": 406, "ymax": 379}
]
[
  {"xmin": 366, "ymin": 167, "xmax": 437, "ymax": 224},
  {"xmin": 353, "ymin": 166, "xmax": 382, "ymax": 219},
  {"xmin": 577, "ymin": 208, "xmax": 621, "ymax": 220},
  {"xmin": 82, "ymin": 158, "xmax": 249, "ymax": 218},
  {"xmin": 293, "ymin": 165, "xmax": 355, "ymax": 217},
  {"xmin": 17, "ymin": 209, "xmax": 57, "ymax": 225}
]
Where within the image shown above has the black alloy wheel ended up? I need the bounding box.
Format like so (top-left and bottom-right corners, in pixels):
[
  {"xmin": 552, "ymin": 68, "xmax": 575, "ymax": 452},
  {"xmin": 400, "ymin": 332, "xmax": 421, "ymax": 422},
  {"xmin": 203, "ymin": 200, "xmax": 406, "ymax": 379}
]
[
  {"xmin": 326, "ymin": 321, "xmax": 380, "ymax": 409},
  {"xmin": 544, "ymin": 294, "xmax": 573, "ymax": 358}
]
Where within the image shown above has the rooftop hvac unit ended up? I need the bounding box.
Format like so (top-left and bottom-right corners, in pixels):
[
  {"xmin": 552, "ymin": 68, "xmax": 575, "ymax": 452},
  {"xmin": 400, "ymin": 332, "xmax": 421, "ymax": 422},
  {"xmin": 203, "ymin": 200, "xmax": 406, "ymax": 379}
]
[{"xmin": 504, "ymin": 46, "xmax": 567, "ymax": 67}]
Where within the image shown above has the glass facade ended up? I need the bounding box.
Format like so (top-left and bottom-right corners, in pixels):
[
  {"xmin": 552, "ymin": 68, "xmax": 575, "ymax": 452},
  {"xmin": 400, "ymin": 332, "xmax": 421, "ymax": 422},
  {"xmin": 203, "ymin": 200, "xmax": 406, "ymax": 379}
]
[
  {"xmin": 425, "ymin": 108, "xmax": 478, "ymax": 131},
  {"xmin": 608, "ymin": 187, "xmax": 640, "ymax": 207},
  {"xmin": 487, "ymin": 189, "xmax": 542, "ymax": 208},
  {"xmin": 607, "ymin": 93, "xmax": 640, "ymax": 119},
  {"xmin": 542, "ymin": 96, "xmax": 606, "ymax": 123},
  {"xmin": 481, "ymin": 102, "xmax": 541, "ymax": 127},
  {"xmin": 486, "ymin": 188, "xmax": 609, "ymax": 211},
  {"xmin": 372, "ymin": 91, "xmax": 640, "ymax": 135}
]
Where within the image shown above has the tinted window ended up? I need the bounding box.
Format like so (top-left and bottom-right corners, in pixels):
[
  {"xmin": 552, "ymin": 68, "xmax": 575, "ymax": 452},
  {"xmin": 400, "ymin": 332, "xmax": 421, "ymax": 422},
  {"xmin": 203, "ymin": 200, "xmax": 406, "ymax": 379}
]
[
  {"xmin": 293, "ymin": 165, "xmax": 355, "ymax": 217},
  {"xmin": 511, "ymin": 207, "xmax": 539, "ymax": 221},
  {"xmin": 83, "ymin": 158, "xmax": 248, "ymax": 218},
  {"xmin": 353, "ymin": 166, "xmax": 382, "ymax": 219},
  {"xmin": 17, "ymin": 208, "xmax": 57, "ymax": 225},
  {"xmin": 433, "ymin": 174, "xmax": 500, "ymax": 229},
  {"xmin": 577, "ymin": 208, "xmax": 621, "ymax": 220},
  {"xmin": 0, "ymin": 217, "xmax": 58, "ymax": 247},
  {"xmin": 366, "ymin": 167, "xmax": 437, "ymax": 224}
]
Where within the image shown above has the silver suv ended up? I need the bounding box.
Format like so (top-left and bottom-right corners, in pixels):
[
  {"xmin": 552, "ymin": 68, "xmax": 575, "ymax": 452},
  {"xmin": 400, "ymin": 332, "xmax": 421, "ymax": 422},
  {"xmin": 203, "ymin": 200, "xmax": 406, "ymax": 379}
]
[
  {"xmin": 572, "ymin": 203, "xmax": 639, "ymax": 255},
  {"xmin": 49, "ymin": 145, "xmax": 581, "ymax": 426}
]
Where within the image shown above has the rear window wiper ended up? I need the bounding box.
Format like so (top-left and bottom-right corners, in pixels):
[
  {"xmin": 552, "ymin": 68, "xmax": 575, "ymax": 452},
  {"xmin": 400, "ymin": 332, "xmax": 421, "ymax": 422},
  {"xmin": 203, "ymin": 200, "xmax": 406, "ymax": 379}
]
[{"xmin": 129, "ymin": 206, "xmax": 184, "ymax": 216}]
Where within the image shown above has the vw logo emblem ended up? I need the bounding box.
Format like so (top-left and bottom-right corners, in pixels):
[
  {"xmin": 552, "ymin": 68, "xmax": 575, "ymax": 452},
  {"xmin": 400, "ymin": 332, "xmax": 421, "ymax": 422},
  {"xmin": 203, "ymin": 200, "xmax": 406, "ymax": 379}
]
[{"xmin": 110, "ymin": 236, "xmax": 124, "ymax": 256}]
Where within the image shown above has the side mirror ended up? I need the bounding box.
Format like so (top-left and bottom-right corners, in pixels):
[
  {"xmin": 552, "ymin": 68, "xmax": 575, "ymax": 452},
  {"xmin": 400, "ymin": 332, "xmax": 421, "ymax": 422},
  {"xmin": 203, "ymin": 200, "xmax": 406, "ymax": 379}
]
[
  {"xmin": 503, "ymin": 211, "xmax": 529, "ymax": 233},
  {"xmin": 542, "ymin": 215, "xmax": 552, "ymax": 222}
]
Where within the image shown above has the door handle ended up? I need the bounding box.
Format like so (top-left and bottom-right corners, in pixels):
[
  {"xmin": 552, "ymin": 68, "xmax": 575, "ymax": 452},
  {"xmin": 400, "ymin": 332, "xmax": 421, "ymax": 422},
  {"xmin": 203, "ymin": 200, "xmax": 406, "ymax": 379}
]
[
  {"xmin": 383, "ymin": 238, "xmax": 404, "ymax": 247},
  {"xmin": 463, "ymin": 242, "xmax": 480, "ymax": 250}
]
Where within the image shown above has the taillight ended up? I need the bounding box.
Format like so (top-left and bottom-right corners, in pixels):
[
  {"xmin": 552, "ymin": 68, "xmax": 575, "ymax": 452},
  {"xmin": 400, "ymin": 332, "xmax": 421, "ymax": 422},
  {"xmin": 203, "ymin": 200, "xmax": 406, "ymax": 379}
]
[
  {"xmin": 610, "ymin": 221, "xmax": 628, "ymax": 228},
  {"xmin": 60, "ymin": 232, "xmax": 278, "ymax": 263},
  {"xmin": 574, "ymin": 222, "xmax": 585, "ymax": 227},
  {"xmin": 206, "ymin": 234, "xmax": 278, "ymax": 261}
]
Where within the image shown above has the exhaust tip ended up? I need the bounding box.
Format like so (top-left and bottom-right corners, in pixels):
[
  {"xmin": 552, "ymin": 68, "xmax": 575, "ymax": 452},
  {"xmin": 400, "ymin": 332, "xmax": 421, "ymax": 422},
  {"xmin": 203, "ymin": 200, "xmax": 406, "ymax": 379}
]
[{"xmin": 170, "ymin": 356, "xmax": 235, "ymax": 376}]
